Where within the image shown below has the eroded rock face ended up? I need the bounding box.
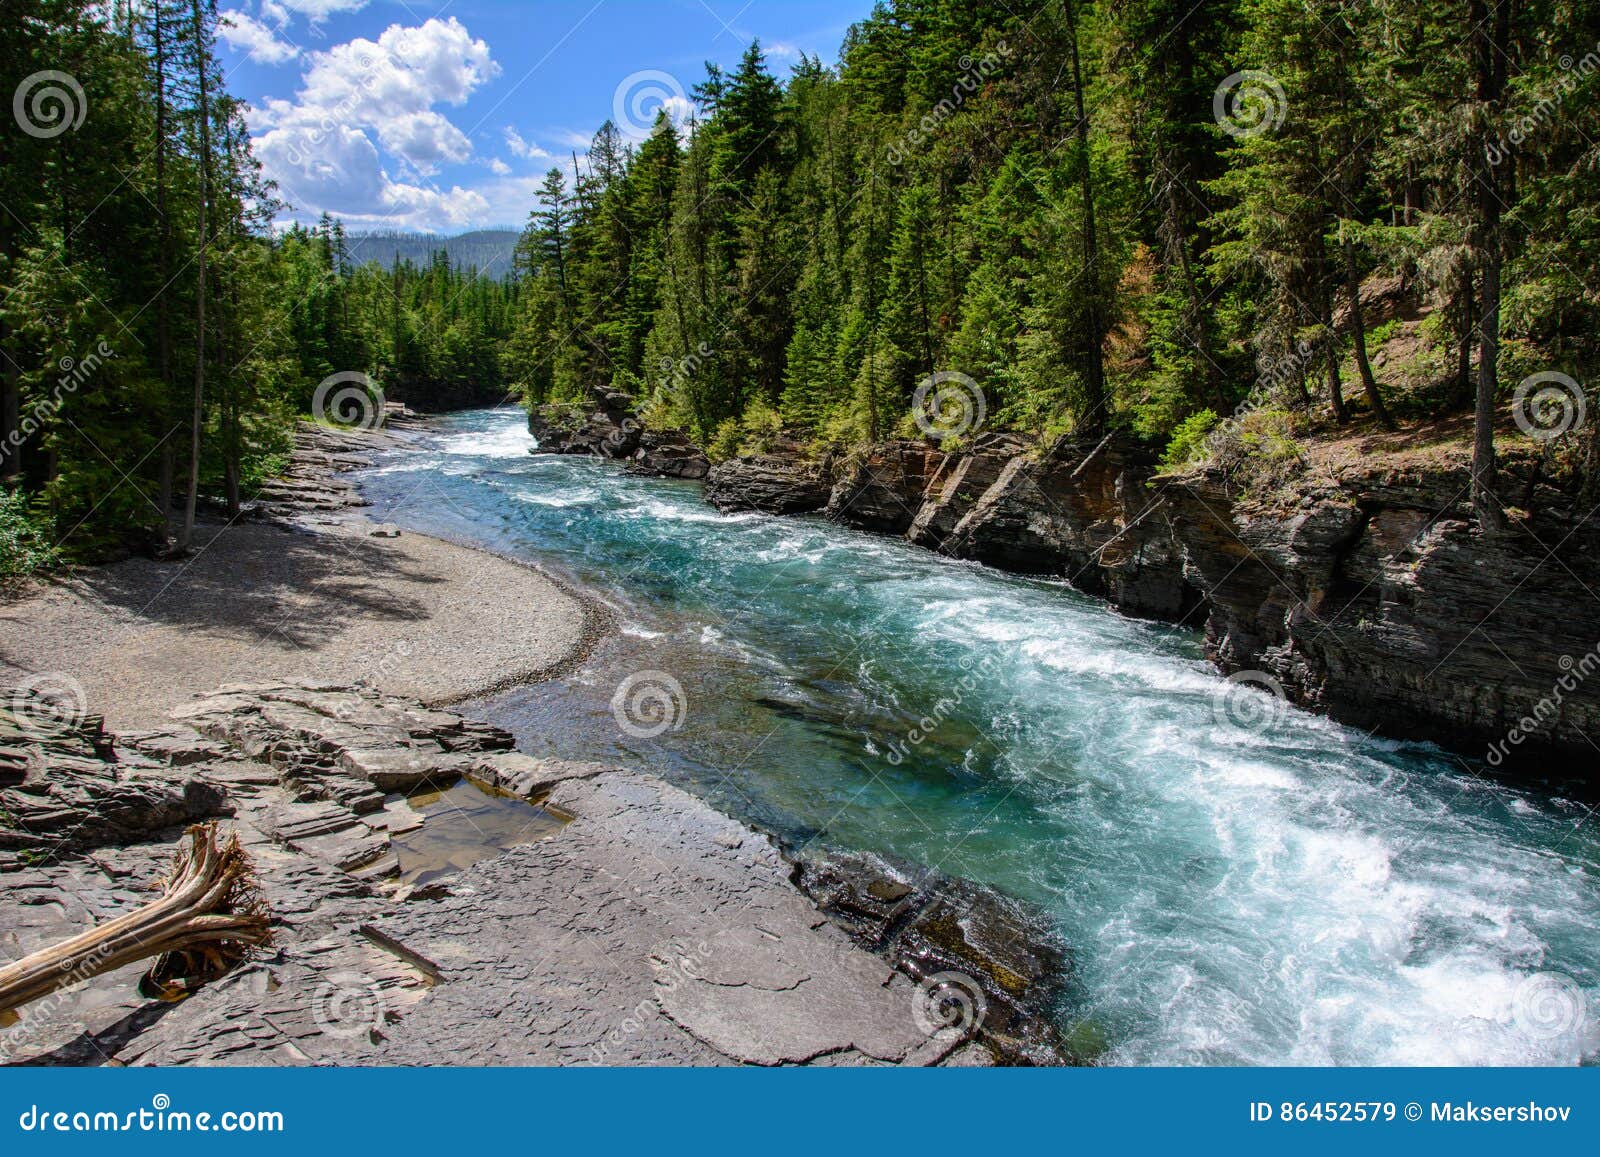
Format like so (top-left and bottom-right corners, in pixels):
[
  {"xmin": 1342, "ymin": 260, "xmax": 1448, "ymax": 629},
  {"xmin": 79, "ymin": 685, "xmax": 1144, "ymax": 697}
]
[
  {"xmin": 824, "ymin": 442, "xmax": 945, "ymax": 534},
  {"xmin": 527, "ymin": 386, "xmax": 640, "ymax": 459},
  {"xmin": 704, "ymin": 437, "xmax": 831, "ymax": 515},
  {"xmin": 630, "ymin": 428, "xmax": 710, "ymax": 479},
  {"xmin": 942, "ymin": 435, "xmax": 1200, "ymax": 620},
  {"xmin": 1165, "ymin": 468, "xmax": 1600, "ymax": 769},
  {"xmin": 527, "ymin": 386, "xmax": 713, "ymax": 480},
  {"xmin": 907, "ymin": 433, "xmax": 1032, "ymax": 552}
]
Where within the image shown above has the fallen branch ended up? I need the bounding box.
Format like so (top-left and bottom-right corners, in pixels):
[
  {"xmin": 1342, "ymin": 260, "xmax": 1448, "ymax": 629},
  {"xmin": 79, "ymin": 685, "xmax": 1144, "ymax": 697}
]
[{"xmin": 0, "ymin": 822, "xmax": 271, "ymax": 1015}]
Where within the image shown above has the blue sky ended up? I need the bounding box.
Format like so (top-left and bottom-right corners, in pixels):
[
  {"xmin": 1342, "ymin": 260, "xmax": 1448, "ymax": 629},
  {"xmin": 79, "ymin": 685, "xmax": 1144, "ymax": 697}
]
[{"xmin": 214, "ymin": 0, "xmax": 868, "ymax": 233}]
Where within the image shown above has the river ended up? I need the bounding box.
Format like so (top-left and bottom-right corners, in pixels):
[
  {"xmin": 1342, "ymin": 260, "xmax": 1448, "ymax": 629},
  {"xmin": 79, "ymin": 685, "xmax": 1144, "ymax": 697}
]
[{"xmin": 356, "ymin": 406, "xmax": 1599, "ymax": 1066}]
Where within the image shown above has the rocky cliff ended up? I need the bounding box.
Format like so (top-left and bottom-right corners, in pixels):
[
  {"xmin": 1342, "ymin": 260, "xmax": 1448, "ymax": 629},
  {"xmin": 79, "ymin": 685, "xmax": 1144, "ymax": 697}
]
[
  {"xmin": 519, "ymin": 393, "xmax": 1598, "ymax": 773},
  {"xmin": 528, "ymin": 386, "xmax": 710, "ymax": 480},
  {"xmin": 1163, "ymin": 462, "xmax": 1600, "ymax": 770},
  {"xmin": 696, "ymin": 425, "xmax": 1600, "ymax": 775}
]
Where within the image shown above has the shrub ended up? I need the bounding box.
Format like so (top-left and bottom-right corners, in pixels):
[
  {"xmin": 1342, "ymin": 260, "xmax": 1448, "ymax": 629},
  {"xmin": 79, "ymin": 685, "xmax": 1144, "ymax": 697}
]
[
  {"xmin": 1160, "ymin": 409, "xmax": 1220, "ymax": 471},
  {"xmin": 0, "ymin": 488, "xmax": 59, "ymax": 578}
]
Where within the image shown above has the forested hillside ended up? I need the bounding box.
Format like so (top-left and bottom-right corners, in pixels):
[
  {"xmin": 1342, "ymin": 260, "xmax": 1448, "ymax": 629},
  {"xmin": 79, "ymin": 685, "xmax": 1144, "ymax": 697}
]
[
  {"xmin": 345, "ymin": 230, "xmax": 520, "ymax": 278},
  {"xmin": 512, "ymin": 0, "xmax": 1598, "ymax": 508},
  {"xmin": 1, "ymin": 2, "xmax": 511, "ymax": 570},
  {"xmin": 3, "ymin": 0, "xmax": 1597, "ymax": 575}
]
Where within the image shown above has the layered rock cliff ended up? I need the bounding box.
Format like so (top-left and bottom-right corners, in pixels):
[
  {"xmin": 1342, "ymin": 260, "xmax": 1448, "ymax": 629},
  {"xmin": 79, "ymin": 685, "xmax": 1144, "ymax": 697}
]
[
  {"xmin": 698, "ymin": 425, "xmax": 1599, "ymax": 774},
  {"xmin": 527, "ymin": 386, "xmax": 710, "ymax": 480},
  {"xmin": 521, "ymin": 394, "xmax": 1597, "ymax": 772},
  {"xmin": 1163, "ymin": 462, "xmax": 1600, "ymax": 768}
]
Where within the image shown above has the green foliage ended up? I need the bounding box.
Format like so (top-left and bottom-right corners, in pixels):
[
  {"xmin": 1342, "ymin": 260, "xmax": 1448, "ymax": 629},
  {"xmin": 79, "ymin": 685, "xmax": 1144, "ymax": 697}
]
[
  {"xmin": 1160, "ymin": 409, "xmax": 1221, "ymax": 471},
  {"xmin": 0, "ymin": 489, "xmax": 58, "ymax": 578},
  {"xmin": 1207, "ymin": 408, "xmax": 1306, "ymax": 494}
]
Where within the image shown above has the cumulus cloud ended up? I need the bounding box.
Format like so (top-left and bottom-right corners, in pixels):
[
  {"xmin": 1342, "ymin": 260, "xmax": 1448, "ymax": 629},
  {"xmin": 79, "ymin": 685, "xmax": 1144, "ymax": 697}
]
[
  {"xmin": 219, "ymin": 9, "xmax": 300, "ymax": 64},
  {"xmin": 258, "ymin": 17, "xmax": 499, "ymax": 174},
  {"xmin": 252, "ymin": 17, "xmax": 501, "ymax": 229},
  {"xmin": 487, "ymin": 157, "xmax": 511, "ymax": 175}
]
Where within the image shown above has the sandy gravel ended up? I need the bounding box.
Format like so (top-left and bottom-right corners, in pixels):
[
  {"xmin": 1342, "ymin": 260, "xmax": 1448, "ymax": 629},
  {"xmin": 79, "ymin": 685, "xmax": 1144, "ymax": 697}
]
[{"xmin": 0, "ymin": 514, "xmax": 598, "ymax": 731}]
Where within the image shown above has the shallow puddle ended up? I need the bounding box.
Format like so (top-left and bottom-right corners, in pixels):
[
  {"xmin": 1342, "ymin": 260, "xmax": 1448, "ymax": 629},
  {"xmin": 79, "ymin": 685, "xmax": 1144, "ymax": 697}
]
[{"xmin": 389, "ymin": 777, "xmax": 567, "ymax": 886}]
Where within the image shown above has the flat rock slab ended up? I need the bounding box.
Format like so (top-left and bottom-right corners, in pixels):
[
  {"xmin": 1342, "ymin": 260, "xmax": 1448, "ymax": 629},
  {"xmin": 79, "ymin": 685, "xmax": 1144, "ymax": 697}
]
[
  {"xmin": 1, "ymin": 682, "xmax": 977, "ymax": 1067},
  {"xmin": 371, "ymin": 771, "xmax": 946, "ymax": 1066}
]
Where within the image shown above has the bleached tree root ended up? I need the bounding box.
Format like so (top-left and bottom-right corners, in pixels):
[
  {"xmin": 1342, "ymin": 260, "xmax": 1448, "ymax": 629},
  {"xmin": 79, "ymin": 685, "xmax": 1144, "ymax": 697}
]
[{"xmin": 0, "ymin": 822, "xmax": 271, "ymax": 1015}]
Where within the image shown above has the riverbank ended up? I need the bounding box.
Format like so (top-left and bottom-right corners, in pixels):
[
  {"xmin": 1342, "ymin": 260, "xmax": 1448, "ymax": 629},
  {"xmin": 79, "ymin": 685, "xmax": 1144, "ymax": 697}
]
[
  {"xmin": 0, "ymin": 422, "xmax": 600, "ymax": 731},
  {"xmin": 0, "ymin": 420, "xmax": 1037, "ymax": 1066}
]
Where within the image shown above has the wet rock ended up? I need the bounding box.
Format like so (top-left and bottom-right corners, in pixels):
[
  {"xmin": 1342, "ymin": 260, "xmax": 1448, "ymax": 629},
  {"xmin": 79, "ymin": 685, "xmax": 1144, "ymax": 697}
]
[
  {"xmin": 946, "ymin": 434, "xmax": 1199, "ymax": 620},
  {"xmin": 1165, "ymin": 467, "xmax": 1600, "ymax": 770},
  {"xmin": 791, "ymin": 848, "xmax": 1071, "ymax": 1065},
  {"xmin": 704, "ymin": 438, "xmax": 830, "ymax": 515},
  {"xmin": 824, "ymin": 441, "xmax": 943, "ymax": 534},
  {"xmin": 630, "ymin": 428, "xmax": 710, "ymax": 480}
]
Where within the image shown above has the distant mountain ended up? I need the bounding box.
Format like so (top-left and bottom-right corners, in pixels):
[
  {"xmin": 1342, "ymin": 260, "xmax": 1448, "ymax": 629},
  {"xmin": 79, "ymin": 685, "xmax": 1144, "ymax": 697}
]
[{"xmin": 344, "ymin": 229, "xmax": 520, "ymax": 277}]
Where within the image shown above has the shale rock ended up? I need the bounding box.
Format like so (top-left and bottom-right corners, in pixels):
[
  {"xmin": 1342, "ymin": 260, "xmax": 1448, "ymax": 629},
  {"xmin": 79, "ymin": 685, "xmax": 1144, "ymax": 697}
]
[
  {"xmin": 906, "ymin": 433, "xmax": 1031, "ymax": 552},
  {"xmin": 527, "ymin": 385, "xmax": 641, "ymax": 459},
  {"xmin": 825, "ymin": 441, "xmax": 943, "ymax": 534},
  {"xmin": 629, "ymin": 427, "xmax": 711, "ymax": 479},
  {"xmin": 704, "ymin": 437, "xmax": 831, "ymax": 515},
  {"xmin": 1164, "ymin": 466, "xmax": 1600, "ymax": 767},
  {"xmin": 945, "ymin": 435, "xmax": 1199, "ymax": 620},
  {"xmin": 3, "ymin": 681, "xmax": 1024, "ymax": 1065},
  {"xmin": 792, "ymin": 848, "xmax": 1070, "ymax": 1065}
]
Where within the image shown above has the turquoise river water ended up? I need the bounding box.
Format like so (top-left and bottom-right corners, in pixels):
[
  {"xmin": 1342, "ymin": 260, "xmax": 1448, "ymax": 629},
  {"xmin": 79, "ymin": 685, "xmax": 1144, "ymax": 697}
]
[{"xmin": 356, "ymin": 407, "xmax": 1599, "ymax": 1066}]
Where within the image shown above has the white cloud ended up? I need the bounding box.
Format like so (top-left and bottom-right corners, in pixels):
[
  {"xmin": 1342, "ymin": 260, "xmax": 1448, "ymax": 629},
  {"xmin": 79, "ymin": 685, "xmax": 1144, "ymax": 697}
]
[
  {"xmin": 766, "ymin": 41, "xmax": 801, "ymax": 59},
  {"xmin": 503, "ymin": 127, "xmax": 550, "ymax": 160},
  {"xmin": 219, "ymin": 9, "xmax": 300, "ymax": 64},
  {"xmin": 487, "ymin": 157, "xmax": 511, "ymax": 175},
  {"xmin": 257, "ymin": 119, "xmax": 489, "ymax": 228},
  {"xmin": 273, "ymin": 0, "xmax": 367, "ymax": 23},
  {"xmin": 252, "ymin": 17, "xmax": 501, "ymax": 230}
]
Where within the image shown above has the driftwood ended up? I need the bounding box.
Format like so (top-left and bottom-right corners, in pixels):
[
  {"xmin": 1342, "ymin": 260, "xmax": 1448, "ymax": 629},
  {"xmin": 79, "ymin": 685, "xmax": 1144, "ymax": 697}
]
[{"xmin": 0, "ymin": 823, "xmax": 271, "ymax": 1015}]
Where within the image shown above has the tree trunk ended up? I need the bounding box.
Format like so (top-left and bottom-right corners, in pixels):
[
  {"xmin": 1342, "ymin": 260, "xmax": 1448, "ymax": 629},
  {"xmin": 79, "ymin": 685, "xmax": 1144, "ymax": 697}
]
[
  {"xmin": 154, "ymin": 1, "xmax": 173, "ymax": 533},
  {"xmin": 180, "ymin": 0, "xmax": 211, "ymax": 553},
  {"xmin": 1470, "ymin": 0, "xmax": 1511, "ymax": 528},
  {"xmin": 1456, "ymin": 268, "xmax": 1475, "ymax": 408},
  {"xmin": 1322, "ymin": 274, "xmax": 1347, "ymax": 422},
  {"xmin": 1160, "ymin": 153, "xmax": 1227, "ymax": 412},
  {"xmin": 1343, "ymin": 238, "xmax": 1394, "ymax": 428},
  {"xmin": 1063, "ymin": 0, "xmax": 1106, "ymax": 435},
  {"xmin": 0, "ymin": 824, "xmax": 268, "ymax": 1016}
]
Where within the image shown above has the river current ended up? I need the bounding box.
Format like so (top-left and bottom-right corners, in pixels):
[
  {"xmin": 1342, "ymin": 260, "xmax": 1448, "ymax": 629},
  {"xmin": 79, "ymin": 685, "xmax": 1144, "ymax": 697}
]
[{"xmin": 356, "ymin": 407, "xmax": 1599, "ymax": 1066}]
